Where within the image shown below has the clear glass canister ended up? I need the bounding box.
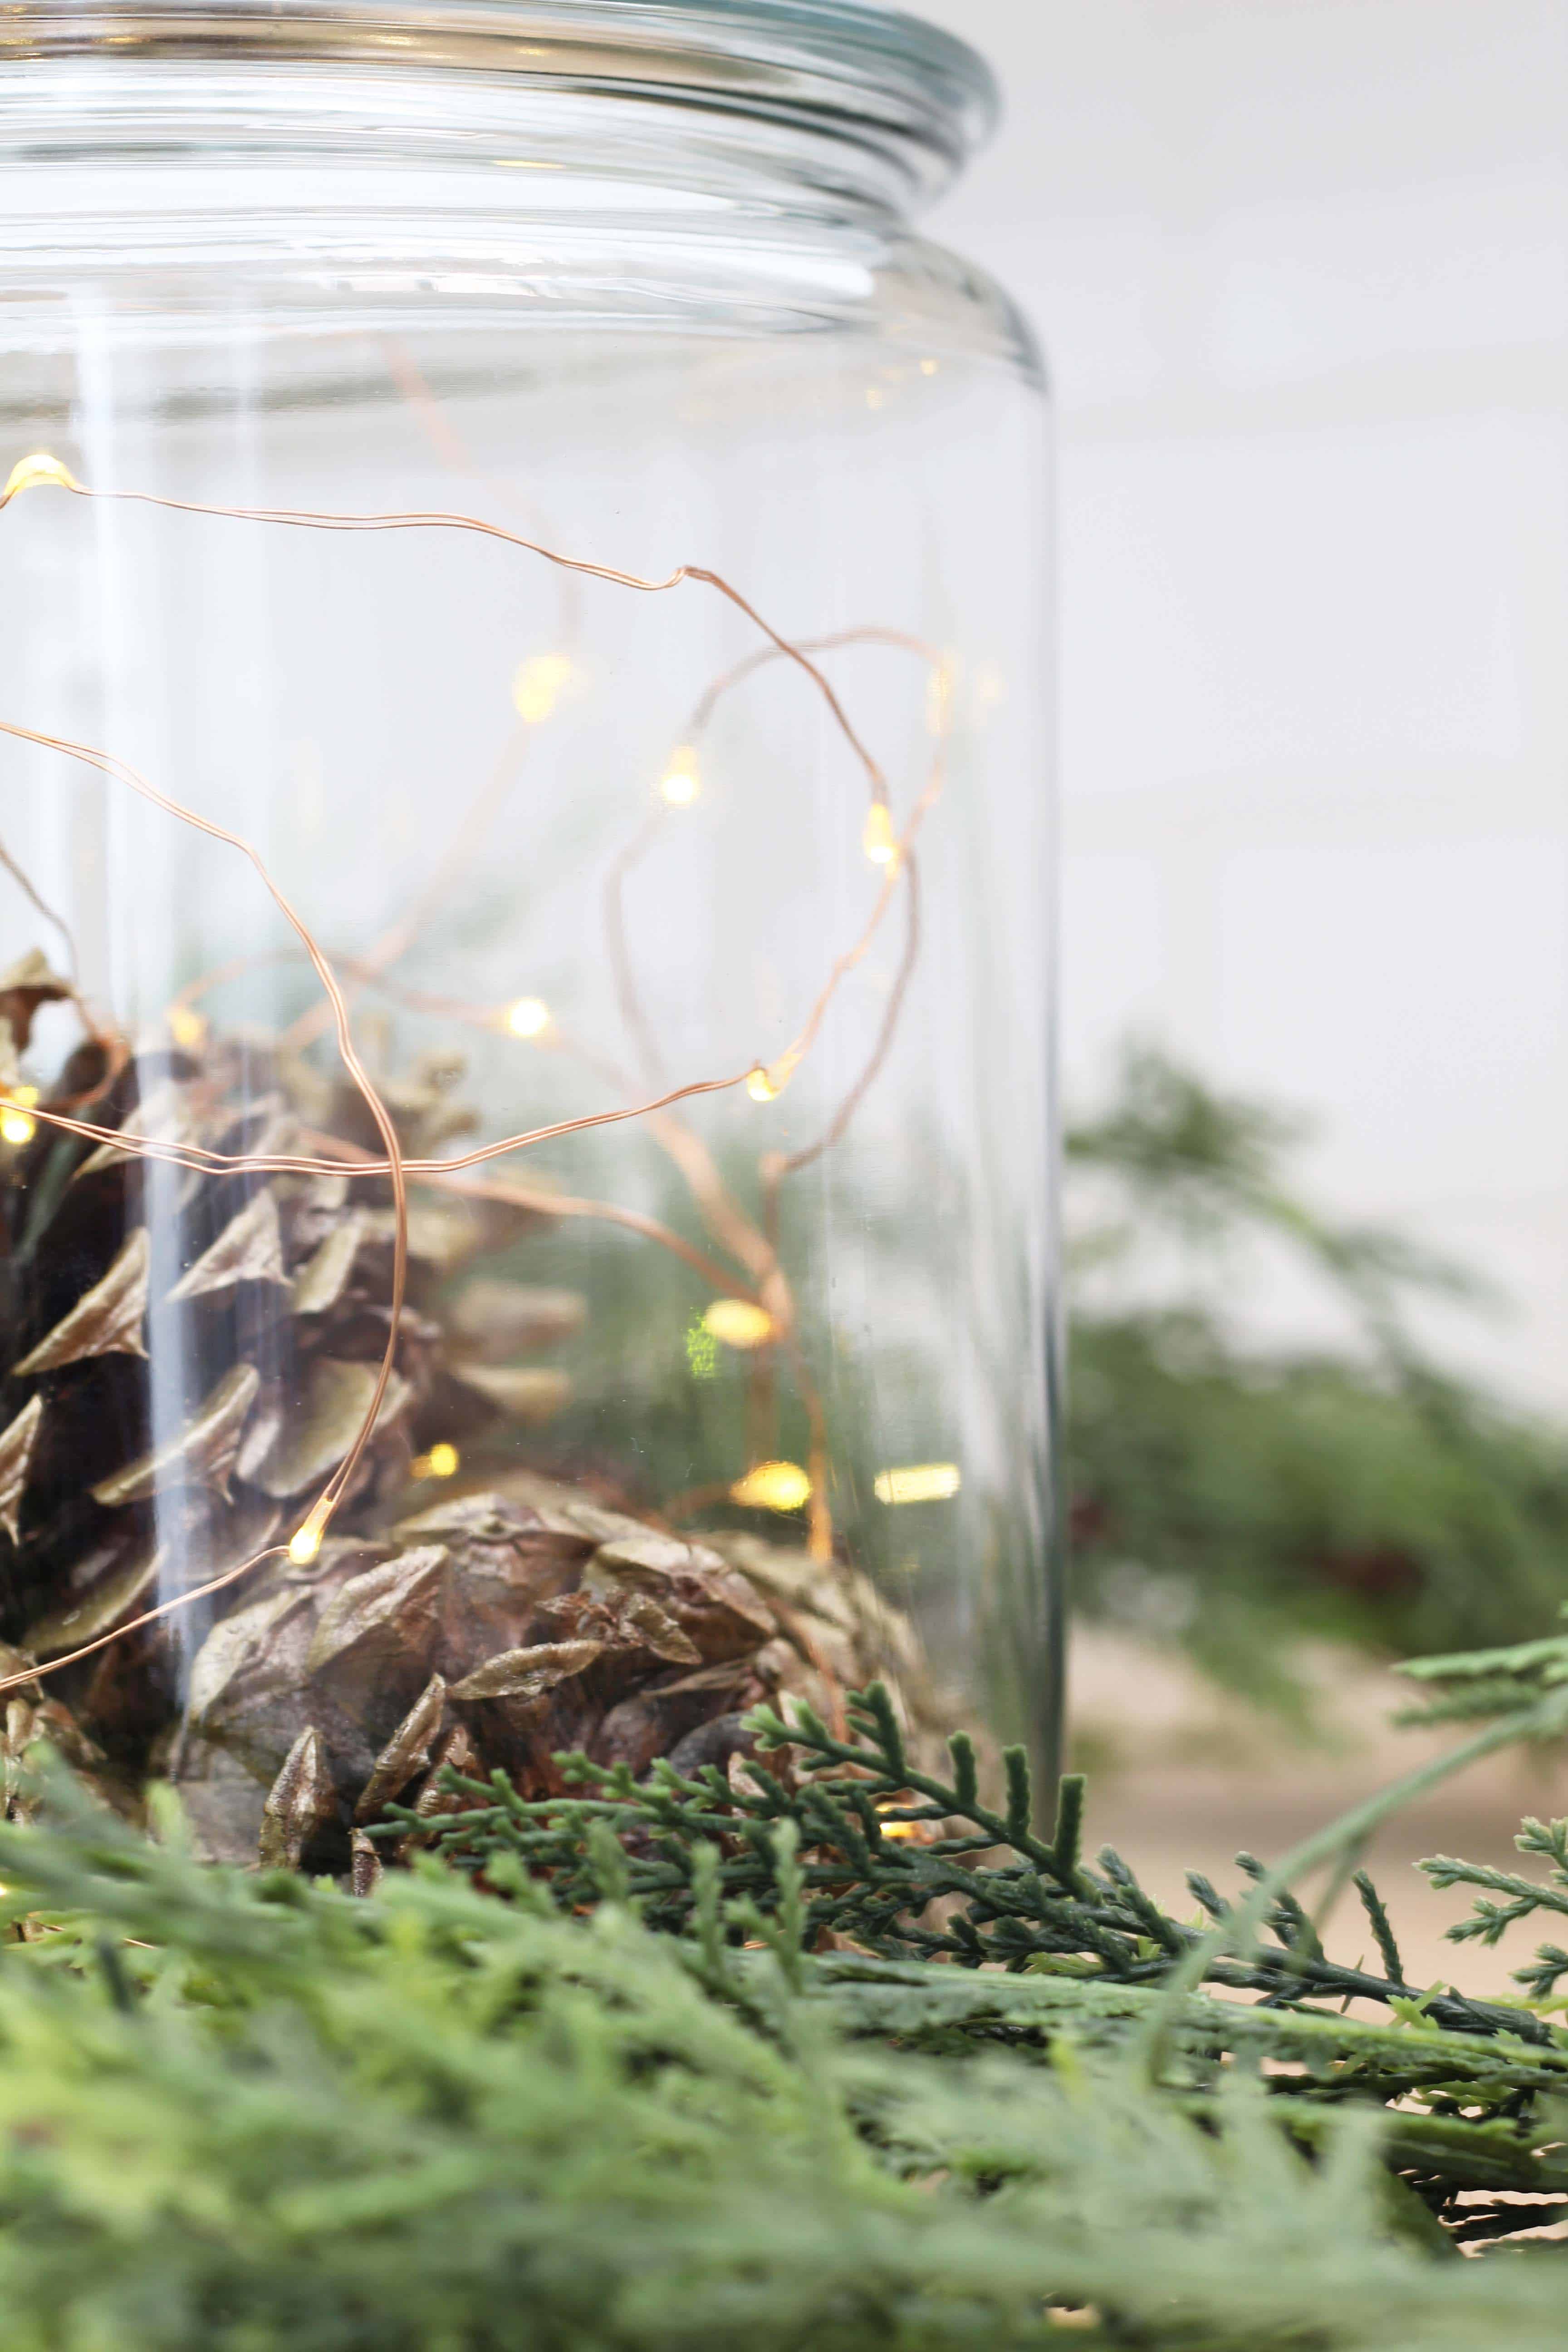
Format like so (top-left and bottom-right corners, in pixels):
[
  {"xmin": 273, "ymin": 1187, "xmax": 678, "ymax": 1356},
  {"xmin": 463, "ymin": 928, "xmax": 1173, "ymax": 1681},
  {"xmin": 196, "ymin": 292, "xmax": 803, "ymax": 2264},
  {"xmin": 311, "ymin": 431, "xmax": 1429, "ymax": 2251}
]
[{"xmin": 0, "ymin": 0, "xmax": 1057, "ymax": 1864}]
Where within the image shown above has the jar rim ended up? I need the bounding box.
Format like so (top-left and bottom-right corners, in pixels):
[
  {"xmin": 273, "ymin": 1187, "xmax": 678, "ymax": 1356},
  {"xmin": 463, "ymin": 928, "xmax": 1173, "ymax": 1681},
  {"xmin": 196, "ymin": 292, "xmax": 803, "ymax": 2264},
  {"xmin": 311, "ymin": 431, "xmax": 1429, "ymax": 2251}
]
[{"xmin": 2, "ymin": 2, "xmax": 997, "ymax": 191}]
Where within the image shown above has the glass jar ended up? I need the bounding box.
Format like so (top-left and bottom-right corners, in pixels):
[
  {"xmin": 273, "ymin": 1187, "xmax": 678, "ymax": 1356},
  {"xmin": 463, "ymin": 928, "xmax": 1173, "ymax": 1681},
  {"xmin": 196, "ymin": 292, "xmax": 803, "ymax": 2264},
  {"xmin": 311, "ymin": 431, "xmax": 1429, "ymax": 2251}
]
[{"xmin": 0, "ymin": 0, "xmax": 1057, "ymax": 1864}]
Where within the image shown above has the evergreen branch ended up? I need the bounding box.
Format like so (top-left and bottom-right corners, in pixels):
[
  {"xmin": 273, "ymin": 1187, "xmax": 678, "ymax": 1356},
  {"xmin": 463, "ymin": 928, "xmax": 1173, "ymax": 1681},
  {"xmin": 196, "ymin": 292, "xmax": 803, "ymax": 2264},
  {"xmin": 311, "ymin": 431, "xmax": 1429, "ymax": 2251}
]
[
  {"xmin": 1066, "ymin": 1050, "xmax": 1568, "ymax": 1724},
  {"xmin": 1353, "ymin": 1869, "xmax": 1407, "ymax": 1988},
  {"xmin": 386, "ymin": 1679, "xmax": 1560, "ymax": 2047},
  {"xmin": 1394, "ymin": 1630, "xmax": 1568, "ymax": 1728},
  {"xmin": 1513, "ymin": 1944, "xmax": 1568, "ymax": 2004},
  {"xmin": 1421, "ymin": 1815, "xmax": 1568, "ymax": 2001},
  {"xmin": 6, "ymin": 1747, "xmax": 1568, "ymax": 2335}
]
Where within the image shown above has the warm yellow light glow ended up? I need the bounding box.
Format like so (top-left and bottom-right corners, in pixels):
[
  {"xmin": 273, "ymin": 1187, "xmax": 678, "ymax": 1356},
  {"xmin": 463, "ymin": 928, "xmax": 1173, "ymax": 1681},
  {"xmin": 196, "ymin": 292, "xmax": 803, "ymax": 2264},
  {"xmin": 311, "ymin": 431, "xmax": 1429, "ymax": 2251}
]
[
  {"xmin": 873, "ymin": 1462, "xmax": 962, "ymax": 1506},
  {"xmin": 413, "ymin": 1441, "xmax": 460, "ymax": 1480},
  {"xmin": 919, "ymin": 358, "xmax": 938, "ymax": 377},
  {"xmin": 1, "ymin": 451, "xmax": 81, "ymax": 504},
  {"xmin": 745, "ymin": 1046, "xmax": 801, "ymax": 1106},
  {"xmin": 505, "ymin": 996, "xmax": 551, "ymax": 1040},
  {"xmin": 702, "ymin": 1298, "xmax": 774, "ymax": 1350},
  {"xmin": 865, "ymin": 387, "xmax": 884, "ymax": 410},
  {"xmin": 168, "ymin": 1005, "xmax": 208, "ymax": 1051},
  {"xmin": 878, "ymin": 1815, "xmax": 924, "ymax": 1844},
  {"xmin": 0, "ymin": 1086, "xmax": 37, "ymax": 1147},
  {"xmin": 730, "ymin": 1460, "xmax": 812, "ymax": 1512},
  {"xmin": 660, "ymin": 744, "xmax": 701, "ymax": 807},
  {"xmin": 288, "ymin": 1500, "xmax": 332, "ymax": 1567},
  {"xmin": 512, "ymin": 652, "xmax": 573, "ymax": 724},
  {"xmin": 862, "ymin": 802, "xmax": 898, "ymax": 866}
]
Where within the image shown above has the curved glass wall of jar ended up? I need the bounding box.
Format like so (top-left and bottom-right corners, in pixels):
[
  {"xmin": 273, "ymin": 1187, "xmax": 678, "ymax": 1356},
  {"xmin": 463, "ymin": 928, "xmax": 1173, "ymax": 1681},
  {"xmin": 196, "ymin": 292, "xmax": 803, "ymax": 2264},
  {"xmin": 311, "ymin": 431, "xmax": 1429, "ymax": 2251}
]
[{"xmin": 0, "ymin": 4, "xmax": 1057, "ymax": 1862}]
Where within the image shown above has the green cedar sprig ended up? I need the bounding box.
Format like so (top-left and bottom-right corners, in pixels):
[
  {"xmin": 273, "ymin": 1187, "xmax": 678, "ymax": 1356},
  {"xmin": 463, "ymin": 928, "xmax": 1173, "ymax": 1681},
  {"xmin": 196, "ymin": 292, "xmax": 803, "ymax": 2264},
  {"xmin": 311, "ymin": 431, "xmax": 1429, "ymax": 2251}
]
[
  {"xmin": 382, "ymin": 1681, "xmax": 1543, "ymax": 2043},
  {"xmin": 12, "ymin": 1750, "xmax": 1568, "ymax": 2325},
  {"xmin": 1424, "ymin": 1815, "xmax": 1568, "ymax": 2003},
  {"xmin": 1395, "ymin": 1620, "xmax": 1568, "ymax": 1727}
]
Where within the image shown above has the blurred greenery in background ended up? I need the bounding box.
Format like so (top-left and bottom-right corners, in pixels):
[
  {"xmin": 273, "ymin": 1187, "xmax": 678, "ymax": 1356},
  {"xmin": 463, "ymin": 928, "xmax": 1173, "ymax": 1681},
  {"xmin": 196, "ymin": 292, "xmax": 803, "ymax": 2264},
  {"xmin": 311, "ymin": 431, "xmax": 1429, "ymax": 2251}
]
[{"xmin": 1067, "ymin": 1048, "xmax": 1568, "ymax": 1718}]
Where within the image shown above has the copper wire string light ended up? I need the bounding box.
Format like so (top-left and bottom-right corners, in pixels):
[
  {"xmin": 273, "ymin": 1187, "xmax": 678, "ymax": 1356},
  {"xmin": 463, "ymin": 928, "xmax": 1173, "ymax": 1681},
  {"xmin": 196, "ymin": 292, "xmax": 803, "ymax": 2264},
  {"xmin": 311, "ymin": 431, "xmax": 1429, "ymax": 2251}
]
[
  {"xmin": 0, "ymin": 455, "xmax": 887, "ymax": 799},
  {"xmin": 0, "ymin": 448, "xmax": 951, "ymax": 1690},
  {"xmin": 599, "ymin": 626, "xmax": 955, "ymax": 1540},
  {"xmin": 0, "ymin": 829, "xmax": 79, "ymax": 981},
  {"xmin": 0, "ymin": 700, "xmax": 411, "ymax": 1692}
]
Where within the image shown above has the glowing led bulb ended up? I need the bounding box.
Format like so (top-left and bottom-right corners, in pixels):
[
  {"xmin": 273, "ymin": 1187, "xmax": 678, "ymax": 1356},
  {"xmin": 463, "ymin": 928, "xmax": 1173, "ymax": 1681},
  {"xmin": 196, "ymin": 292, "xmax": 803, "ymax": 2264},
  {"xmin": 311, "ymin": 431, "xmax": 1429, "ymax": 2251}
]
[
  {"xmin": 702, "ymin": 1298, "xmax": 774, "ymax": 1350},
  {"xmin": 512, "ymin": 652, "xmax": 573, "ymax": 725},
  {"xmin": 413, "ymin": 1441, "xmax": 460, "ymax": 1480},
  {"xmin": 872, "ymin": 1462, "xmax": 962, "ymax": 1507},
  {"xmin": 659, "ymin": 744, "xmax": 701, "ymax": 807},
  {"xmin": 862, "ymin": 802, "xmax": 897, "ymax": 866},
  {"xmin": 746, "ymin": 1046, "xmax": 801, "ymax": 1104},
  {"xmin": 505, "ymin": 996, "xmax": 551, "ymax": 1039},
  {"xmin": 288, "ymin": 1499, "xmax": 332, "ymax": 1567},
  {"xmin": 1, "ymin": 451, "xmax": 81, "ymax": 505},
  {"xmin": 729, "ymin": 1460, "xmax": 812, "ymax": 1513},
  {"xmin": 168, "ymin": 1005, "xmax": 208, "ymax": 1052},
  {"xmin": 0, "ymin": 1085, "xmax": 38, "ymax": 1147}
]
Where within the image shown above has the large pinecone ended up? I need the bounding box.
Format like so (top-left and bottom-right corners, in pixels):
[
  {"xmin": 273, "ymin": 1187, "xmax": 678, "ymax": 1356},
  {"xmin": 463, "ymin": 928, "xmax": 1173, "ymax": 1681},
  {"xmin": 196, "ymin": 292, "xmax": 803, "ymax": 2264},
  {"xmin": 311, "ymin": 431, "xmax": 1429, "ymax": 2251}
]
[
  {"xmin": 0, "ymin": 975, "xmax": 936, "ymax": 1862},
  {"xmin": 170, "ymin": 1483, "xmax": 938, "ymax": 1872}
]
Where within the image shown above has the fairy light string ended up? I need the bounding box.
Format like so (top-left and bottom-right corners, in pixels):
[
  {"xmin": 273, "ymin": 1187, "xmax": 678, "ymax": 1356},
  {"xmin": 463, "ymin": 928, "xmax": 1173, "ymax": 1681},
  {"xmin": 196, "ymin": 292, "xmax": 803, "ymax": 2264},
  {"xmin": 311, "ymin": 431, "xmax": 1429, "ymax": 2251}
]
[
  {"xmin": 0, "ymin": 453, "xmax": 887, "ymax": 800},
  {"xmin": 0, "ymin": 825, "xmax": 80, "ymax": 981},
  {"xmin": 0, "ymin": 447, "xmax": 951, "ymax": 1691},
  {"xmin": 0, "ymin": 710, "xmax": 410, "ymax": 1597},
  {"xmin": 600, "ymin": 624, "xmax": 954, "ymax": 1535},
  {"xmin": 271, "ymin": 337, "xmax": 584, "ymax": 1058}
]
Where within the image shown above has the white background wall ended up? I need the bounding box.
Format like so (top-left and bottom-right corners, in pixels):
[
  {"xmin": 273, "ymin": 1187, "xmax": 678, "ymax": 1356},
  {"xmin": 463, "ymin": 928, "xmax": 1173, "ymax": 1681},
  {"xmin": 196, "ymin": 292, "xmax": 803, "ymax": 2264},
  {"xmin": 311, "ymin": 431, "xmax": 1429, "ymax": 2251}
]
[{"xmin": 914, "ymin": 0, "xmax": 1568, "ymax": 1406}]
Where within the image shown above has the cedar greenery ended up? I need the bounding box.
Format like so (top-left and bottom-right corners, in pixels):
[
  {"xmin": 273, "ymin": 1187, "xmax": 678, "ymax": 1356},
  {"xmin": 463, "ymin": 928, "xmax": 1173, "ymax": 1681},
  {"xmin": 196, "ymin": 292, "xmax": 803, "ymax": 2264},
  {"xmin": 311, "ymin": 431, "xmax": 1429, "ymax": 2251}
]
[
  {"xmin": 6, "ymin": 1667, "xmax": 1568, "ymax": 2346},
  {"xmin": 395, "ymin": 1680, "xmax": 1556, "ymax": 2044},
  {"xmin": 1067, "ymin": 1049, "xmax": 1568, "ymax": 1707}
]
